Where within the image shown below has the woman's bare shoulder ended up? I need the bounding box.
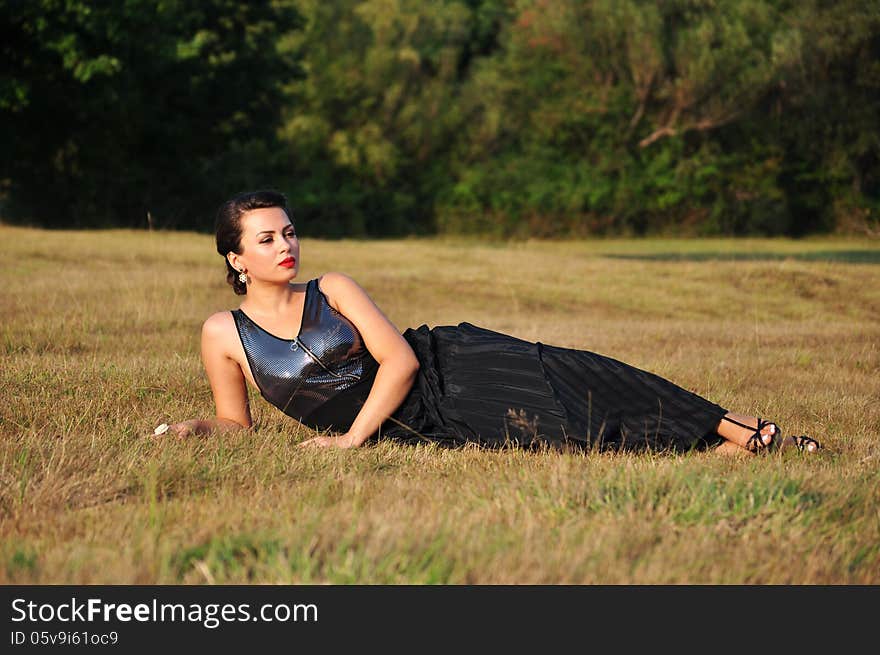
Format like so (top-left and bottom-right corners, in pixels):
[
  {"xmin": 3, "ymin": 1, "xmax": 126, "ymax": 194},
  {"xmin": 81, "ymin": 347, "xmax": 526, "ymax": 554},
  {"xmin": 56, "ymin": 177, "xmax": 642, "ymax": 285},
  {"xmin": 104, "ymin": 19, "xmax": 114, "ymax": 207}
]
[
  {"xmin": 201, "ymin": 309, "xmax": 237, "ymax": 341},
  {"xmin": 317, "ymin": 271, "xmax": 368, "ymax": 309},
  {"xmin": 318, "ymin": 271, "xmax": 365, "ymax": 294},
  {"xmin": 318, "ymin": 270, "xmax": 355, "ymax": 282}
]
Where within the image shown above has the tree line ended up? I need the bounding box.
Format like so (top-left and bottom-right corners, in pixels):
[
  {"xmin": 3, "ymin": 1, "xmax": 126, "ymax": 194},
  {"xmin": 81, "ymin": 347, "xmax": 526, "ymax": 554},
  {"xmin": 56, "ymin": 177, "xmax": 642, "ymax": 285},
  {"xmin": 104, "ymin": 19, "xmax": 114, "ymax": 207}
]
[{"xmin": 2, "ymin": 0, "xmax": 878, "ymax": 237}]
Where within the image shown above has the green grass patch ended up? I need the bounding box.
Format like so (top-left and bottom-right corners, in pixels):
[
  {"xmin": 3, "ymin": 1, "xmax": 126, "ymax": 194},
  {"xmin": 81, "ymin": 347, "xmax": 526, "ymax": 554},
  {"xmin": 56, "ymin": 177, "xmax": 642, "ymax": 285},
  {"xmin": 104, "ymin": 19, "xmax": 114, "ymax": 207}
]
[{"xmin": 1, "ymin": 225, "xmax": 878, "ymax": 583}]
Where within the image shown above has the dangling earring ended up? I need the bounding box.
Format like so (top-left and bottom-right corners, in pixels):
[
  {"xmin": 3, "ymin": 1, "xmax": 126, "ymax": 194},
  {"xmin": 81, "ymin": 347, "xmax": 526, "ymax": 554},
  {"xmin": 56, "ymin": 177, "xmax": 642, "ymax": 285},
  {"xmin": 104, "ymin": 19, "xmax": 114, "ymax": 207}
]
[{"xmin": 238, "ymin": 270, "xmax": 248, "ymax": 284}]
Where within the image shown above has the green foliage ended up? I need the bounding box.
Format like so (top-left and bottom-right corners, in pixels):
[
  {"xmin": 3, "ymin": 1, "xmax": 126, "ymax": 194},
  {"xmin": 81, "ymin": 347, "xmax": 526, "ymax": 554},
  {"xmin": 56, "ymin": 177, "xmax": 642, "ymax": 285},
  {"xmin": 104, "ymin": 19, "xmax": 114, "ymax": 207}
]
[
  {"xmin": 1, "ymin": 0, "xmax": 304, "ymax": 229},
  {"xmin": 1, "ymin": 0, "xmax": 878, "ymax": 236},
  {"xmin": 278, "ymin": 0, "xmax": 493, "ymax": 236},
  {"xmin": 440, "ymin": 0, "xmax": 879, "ymax": 236}
]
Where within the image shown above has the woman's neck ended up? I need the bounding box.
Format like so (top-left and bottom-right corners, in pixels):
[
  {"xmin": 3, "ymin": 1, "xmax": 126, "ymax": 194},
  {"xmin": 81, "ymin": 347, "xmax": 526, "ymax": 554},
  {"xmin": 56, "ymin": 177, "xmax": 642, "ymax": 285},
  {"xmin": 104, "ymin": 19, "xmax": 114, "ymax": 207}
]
[{"xmin": 239, "ymin": 280, "xmax": 303, "ymax": 317}]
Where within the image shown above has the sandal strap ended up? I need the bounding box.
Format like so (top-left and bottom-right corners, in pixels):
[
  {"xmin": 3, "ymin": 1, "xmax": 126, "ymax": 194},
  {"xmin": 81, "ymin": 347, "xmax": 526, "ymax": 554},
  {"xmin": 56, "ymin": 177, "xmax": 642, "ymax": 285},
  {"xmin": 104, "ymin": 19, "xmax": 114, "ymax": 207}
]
[
  {"xmin": 745, "ymin": 432, "xmax": 764, "ymax": 450},
  {"xmin": 792, "ymin": 435, "xmax": 821, "ymax": 451},
  {"xmin": 721, "ymin": 415, "xmax": 760, "ymax": 431},
  {"xmin": 722, "ymin": 416, "xmax": 777, "ymax": 450}
]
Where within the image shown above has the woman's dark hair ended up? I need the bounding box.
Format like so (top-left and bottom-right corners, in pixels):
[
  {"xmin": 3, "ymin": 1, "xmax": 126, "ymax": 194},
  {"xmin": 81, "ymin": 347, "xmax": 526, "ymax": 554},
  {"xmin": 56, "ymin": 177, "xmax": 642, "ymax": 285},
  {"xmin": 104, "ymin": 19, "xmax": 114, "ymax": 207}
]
[{"xmin": 215, "ymin": 189, "xmax": 292, "ymax": 295}]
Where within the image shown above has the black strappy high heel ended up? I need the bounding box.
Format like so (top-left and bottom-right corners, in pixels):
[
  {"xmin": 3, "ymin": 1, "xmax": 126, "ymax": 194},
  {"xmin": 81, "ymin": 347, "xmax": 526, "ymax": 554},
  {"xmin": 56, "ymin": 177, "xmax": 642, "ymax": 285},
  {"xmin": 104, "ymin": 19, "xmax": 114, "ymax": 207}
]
[
  {"xmin": 720, "ymin": 415, "xmax": 780, "ymax": 452},
  {"xmin": 721, "ymin": 415, "xmax": 822, "ymax": 453},
  {"xmin": 783, "ymin": 435, "xmax": 822, "ymax": 453}
]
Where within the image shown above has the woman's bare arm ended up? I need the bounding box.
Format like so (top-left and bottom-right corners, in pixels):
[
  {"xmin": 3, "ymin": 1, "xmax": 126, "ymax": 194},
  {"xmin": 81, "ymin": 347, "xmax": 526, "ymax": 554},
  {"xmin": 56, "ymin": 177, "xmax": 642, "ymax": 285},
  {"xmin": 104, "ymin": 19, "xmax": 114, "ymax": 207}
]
[
  {"xmin": 163, "ymin": 312, "xmax": 252, "ymax": 437},
  {"xmin": 299, "ymin": 272, "xmax": 419, "ymax": 448}
]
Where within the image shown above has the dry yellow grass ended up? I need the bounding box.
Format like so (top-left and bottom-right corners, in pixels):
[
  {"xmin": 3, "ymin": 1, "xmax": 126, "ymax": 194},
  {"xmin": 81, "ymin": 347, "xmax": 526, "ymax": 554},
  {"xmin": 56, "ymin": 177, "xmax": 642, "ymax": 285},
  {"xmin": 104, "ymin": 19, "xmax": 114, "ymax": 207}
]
[{"xmin": 1, "ymin": 224, "xmax": 878, "ymax": 583}]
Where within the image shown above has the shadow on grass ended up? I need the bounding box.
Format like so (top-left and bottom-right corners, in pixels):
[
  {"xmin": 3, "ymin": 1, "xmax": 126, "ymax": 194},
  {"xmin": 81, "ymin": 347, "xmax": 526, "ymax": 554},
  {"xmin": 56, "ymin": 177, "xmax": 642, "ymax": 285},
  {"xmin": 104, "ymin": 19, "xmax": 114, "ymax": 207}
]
[{"xmin": 602, "ymin": 250, "xmax": 880, "ymax": 264}]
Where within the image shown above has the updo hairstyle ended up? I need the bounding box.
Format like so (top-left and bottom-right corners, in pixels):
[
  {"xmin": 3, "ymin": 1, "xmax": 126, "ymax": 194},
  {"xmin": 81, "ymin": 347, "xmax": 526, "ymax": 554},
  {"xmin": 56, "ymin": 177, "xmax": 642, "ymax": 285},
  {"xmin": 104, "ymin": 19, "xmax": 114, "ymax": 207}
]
[{"xmin": 215, "ymin": 190, "xmax": 292, "ymax": 295}]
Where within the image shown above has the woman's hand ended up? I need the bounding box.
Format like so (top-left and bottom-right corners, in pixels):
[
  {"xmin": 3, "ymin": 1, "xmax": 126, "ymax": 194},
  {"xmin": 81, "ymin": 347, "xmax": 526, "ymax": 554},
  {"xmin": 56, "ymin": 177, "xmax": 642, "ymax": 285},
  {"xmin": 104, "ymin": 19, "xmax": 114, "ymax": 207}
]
[
  {"xmin": 298, "ymin": 432, "xmax": 364, "ymax": 449},
  {"xmin": 150, "ymin": 420, "xmax": 200, "ymax": 438},
  {"xmin": 150, "ymin": 418, "xmax": 246, "ymax": 438},
  {"xmin": 166, "ymin": 420, "xmax": 201, "ymax": 437}
]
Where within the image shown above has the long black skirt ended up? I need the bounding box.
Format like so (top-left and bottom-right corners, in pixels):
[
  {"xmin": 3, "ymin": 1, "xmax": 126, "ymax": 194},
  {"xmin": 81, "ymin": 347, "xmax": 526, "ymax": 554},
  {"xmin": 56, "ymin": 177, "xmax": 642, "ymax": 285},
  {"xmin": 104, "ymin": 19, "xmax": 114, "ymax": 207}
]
[{"xmin": 378, "ymin": 322, "xmax": 727, "ymax": 452}]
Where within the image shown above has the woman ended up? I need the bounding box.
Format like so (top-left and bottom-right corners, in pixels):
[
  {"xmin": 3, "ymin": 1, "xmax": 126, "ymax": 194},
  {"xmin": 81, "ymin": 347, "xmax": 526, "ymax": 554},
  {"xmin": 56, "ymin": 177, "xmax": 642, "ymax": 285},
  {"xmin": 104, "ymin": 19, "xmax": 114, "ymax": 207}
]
[{"xmin": 161, "ymin": 190, "xmax": 821, "ymax": 456}]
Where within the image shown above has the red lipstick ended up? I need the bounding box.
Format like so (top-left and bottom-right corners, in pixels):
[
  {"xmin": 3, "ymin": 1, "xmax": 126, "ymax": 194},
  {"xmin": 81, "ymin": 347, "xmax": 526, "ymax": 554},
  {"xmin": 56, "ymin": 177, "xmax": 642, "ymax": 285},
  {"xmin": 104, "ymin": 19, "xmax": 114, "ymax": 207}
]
[{"xmin": 280, "ymin": 257, "xmax": 295, "ymax": 269}]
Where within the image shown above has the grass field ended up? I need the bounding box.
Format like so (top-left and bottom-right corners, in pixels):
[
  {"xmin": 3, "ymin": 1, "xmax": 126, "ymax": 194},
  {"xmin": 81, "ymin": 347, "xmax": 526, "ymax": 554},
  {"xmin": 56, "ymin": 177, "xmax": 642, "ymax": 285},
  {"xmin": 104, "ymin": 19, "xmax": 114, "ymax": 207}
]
[{"xmin": 1, "ymin": 224, "xmax": 879, "ymax": 584}]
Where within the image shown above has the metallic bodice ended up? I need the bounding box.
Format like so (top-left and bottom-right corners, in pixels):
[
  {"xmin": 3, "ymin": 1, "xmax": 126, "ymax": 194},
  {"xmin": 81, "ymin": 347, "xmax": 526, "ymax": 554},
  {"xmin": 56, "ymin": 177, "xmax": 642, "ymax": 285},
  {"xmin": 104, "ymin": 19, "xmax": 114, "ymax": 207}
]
[{"xmin": 232, "ymin": 278, "xmax": 379, "ymax": 430}]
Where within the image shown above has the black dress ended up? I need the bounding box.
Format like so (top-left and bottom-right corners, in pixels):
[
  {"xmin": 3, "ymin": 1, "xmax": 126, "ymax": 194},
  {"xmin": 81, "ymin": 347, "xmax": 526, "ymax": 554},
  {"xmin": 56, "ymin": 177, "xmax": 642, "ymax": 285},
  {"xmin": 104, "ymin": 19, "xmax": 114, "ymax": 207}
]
[{"xmin": 232, "ymin": 277, "xmax": 728, "ymax": 452}]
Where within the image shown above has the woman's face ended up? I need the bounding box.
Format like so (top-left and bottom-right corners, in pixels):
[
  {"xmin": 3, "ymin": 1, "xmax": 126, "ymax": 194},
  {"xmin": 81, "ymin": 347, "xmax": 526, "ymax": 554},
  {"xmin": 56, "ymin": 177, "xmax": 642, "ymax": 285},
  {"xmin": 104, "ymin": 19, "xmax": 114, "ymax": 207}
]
[{"xmin": 228, "ymin": 207, "xmax": 300, "ymax": 286}]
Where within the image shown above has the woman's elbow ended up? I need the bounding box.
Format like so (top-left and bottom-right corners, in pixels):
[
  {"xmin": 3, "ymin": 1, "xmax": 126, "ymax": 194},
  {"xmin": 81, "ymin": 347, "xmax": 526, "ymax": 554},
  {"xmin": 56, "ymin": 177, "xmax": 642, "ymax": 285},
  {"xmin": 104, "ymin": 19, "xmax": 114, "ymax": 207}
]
[
  {"xmin": 378, "ymin": 342, "xmax": 419, "ymax": 374},
  {"xmin": 405, "ymin": 352, "xmax": 420, "ymax": 374},
  {"xmin": 390, "ymin": 351, "xmax": 419, "ymax": 376}
]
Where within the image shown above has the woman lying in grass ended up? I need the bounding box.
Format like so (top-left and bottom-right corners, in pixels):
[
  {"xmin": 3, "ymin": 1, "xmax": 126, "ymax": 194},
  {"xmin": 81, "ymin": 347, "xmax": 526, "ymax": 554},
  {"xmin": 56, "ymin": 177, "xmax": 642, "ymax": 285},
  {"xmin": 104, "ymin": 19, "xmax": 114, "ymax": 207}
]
[{"xmin": 160, "ymin": 190, "xmax": 821, "ymax": 457}]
